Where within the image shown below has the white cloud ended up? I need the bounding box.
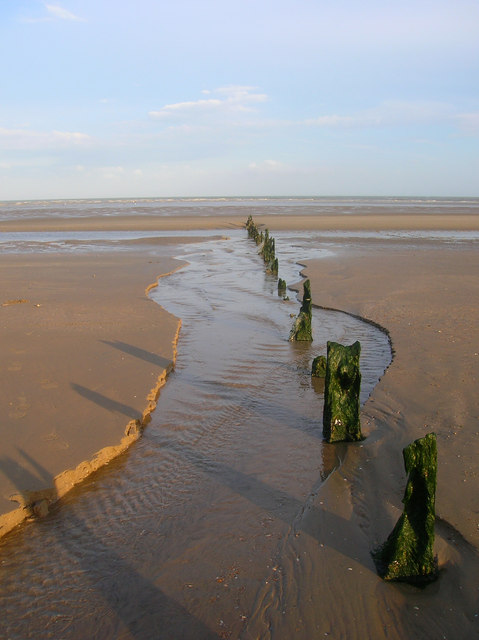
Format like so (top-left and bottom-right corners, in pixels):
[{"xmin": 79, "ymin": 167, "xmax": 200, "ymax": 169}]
[
  {"xmin": 99, "ymin": 166, "xmax": 125, "ymax": 180},
  {"xmin": 215, "ymin": 85, "xmax": 268, "ymax": 104},
  {"xmin": 45, "ymin": 4, "xmax": 85, "ymax": 22},
  {"xmin": 150, "ymin": 98, "xmax": 223, "ymax": 119},
  {"xmin": 149, "ymin": 86, "xmax": 267, "ymax": 120},
  {"xmin": 305, "ymin": 101, "xmax": 455, "ymax": 129},
  {"xmin": 22, "ymin": 4, "xmax": 85, "ymax": 23},
  {"xmin": 0, "ymin": 127, "xmax": 91, "ymax": 150},
  {"xmin": 305, "ymin": 115, "xmax": 356, "ymax": 128},
  {"xmin": 248, "ymin": 160, "xmax": 288, "ymax": 173}
]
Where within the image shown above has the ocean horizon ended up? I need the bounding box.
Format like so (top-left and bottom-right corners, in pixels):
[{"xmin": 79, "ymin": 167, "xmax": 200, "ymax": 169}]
[{"xmin": 1, "ymin": 195, "xmax": 479, "ymax": 223}]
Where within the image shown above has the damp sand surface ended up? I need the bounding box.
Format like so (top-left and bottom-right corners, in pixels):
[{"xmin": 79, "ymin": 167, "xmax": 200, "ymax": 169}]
[
  {"xmin": 2, "ymin": 212, "xmax": 479, "ymax": 232},
  {"xmin": 303, "ymin": 241, "xmax": 479, "ymax": 546},
  {"xmin": 0, "ymin": 211, "xmax": 479, "ymax": 639},
  {"xmin": 0, "ymin": 245, "xmax": 189, "ymax": 534}
]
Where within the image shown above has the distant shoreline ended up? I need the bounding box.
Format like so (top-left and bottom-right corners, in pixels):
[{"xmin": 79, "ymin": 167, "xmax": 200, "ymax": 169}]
[
  {"xmin": 2, "ymin": 195, "xmax": 479, "ymax": 204},
  {"xmin": 2, "ymin": 212, "xmax": 479, "ymax": 233}
]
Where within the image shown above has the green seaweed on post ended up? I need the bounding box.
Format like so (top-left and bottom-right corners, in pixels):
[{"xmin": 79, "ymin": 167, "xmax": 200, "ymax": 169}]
[
  {"xmin": 372, "ymin": 432, "xmax": 438, "ymax": 585},
  {"xmin": 245, "ymin": 217, "xmax": 280, "ymax": 274},
  {"xmin": 322, "ymin": 340, "xmax": 361, "ymax": 442},
  {"xmin": 311, "ymin": 355, "xmax": 327, "ymax": 377},
  {"xmin": 289, "ymin": 279, "xmax": 313, "ymax": 342}
]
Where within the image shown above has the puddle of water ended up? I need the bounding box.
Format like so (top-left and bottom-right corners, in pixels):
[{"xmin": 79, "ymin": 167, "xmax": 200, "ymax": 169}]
[{"xmin": 0, "ymin": 231, "xmax": 391, "ymax": 639}]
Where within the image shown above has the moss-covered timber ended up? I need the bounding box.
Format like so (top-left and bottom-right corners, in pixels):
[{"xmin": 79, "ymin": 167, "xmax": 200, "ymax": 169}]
[
  {"xmin": 322, "ymin": 340, "xmax": 361, "ymax": 441},
  {"xmin": 260, "ymin": 230, "xmax": 278, "ymax": 274},
  {"xmin": 278, "ymin": 278, "xmax": 287, "ymax": 296},
  {"xmin": 245, "ymin": 216, "xmax": 280, "ymax": 275},
  {"xmin": 311, "ymin": 355, "xmax": 327, "ymax": 377},
  {"xmin": 289, "ymin": 279, "xmax": 313, "ymax": 341},
  {"xmin": 245, "ymin": 215, "xmax": 259, "ymax": 242},
  {"xmin": 373, "ymin": 432, "xmax": 438, "ymax": 584}
]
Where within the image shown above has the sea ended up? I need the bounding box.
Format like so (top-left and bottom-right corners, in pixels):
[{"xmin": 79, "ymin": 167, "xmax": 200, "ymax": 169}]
[
  {"xmin": 1, "ymin": 195, "xmax": 478, "ymax": 255},
  {"xmin": 1, "ymin": 195, "xmax": 479, "ymax": 222}
]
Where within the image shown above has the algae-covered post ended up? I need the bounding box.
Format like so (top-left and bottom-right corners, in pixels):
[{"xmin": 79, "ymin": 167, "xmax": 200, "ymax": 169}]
[
  {"xmin": 245, "ymin": 217, "xmax": 280, "ymax": 274},
  {"xmin": 246, "ymin": 215, "xmax": 260, "ymax": 244},
  {"xmin": 260, "ymin": 229, "xmax": 278, "ymax": 274},
  {"xmin": 322, "ymin": 340, "xmax": 362, "ymax": 442},
  {"xmin": 278, "ymin": 278, "xmax": 287, "ymax": 296},
  {"xmin": 373, "ymin": 432, "xmax": 438, "ymax": 584},
  {"xmin": 311, "ymin": 355, "xmax": 327, "ymax": 378},
  {"xmin": 289, "ymin": 279, "xmax": 313, "ymax": 341}
]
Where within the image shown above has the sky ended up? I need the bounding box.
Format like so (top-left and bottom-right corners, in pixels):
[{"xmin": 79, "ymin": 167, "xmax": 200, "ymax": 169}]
[{"xmin": 1, "ymin": 0, "xmax": 478, "ymax": 199}]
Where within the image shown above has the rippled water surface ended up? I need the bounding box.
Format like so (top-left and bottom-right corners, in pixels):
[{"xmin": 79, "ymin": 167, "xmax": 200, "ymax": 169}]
[
  {"xmin": 0, "ymin": 231, "xmax": 391, "ymax": 639},
  {"xmin": 1, "ymin": 194, "xmax": 479, "ymax": 221}
]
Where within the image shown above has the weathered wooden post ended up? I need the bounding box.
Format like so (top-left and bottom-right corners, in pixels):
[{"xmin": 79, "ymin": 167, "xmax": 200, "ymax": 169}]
[
  {"xmin": 322, "ymin": 340, "xmax": 361, "ymax": 442},
  {"xmin": 372, "ymin": 432, "xmax": 438, "ymax": 584},
  {"xmin": 246, "ymin": 218, "xmax": 281, "ymax": 275},
  {"xmin": 289, "ymin": 279, "xmax": 313, "ymax": 341},
  {"xmin": 311, "ymin": 355, "xmax": 327, "ymax": 377},
  {"xmin": 278, "ymin": 278, "xmax": 287, "ymax": 296}
]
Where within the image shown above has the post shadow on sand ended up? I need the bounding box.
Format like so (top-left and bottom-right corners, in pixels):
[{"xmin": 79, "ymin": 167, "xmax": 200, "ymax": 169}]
[
  {"xmin": 159, "ymin": 437, "xmax": 370, "ymax": 569},
  {"xmin": 101, "ymin": 340, "xmax": 173, "ymax": 370},
  {"xmin": 0, "ymin": 451, "xmax": 221, "ymax": 640},
  {"xmin": 0, "ymin": 448, "xmax": 57, "ymax": 509},
  {"xmin": 71, "ymin": 383, "xmax": 141, "ymax": 420}
]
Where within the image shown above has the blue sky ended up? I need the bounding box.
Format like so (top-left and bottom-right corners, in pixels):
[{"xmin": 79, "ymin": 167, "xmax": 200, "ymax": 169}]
[{"xmin": 1, "ymin": 0, "xmax": 478, "ymax": 199}]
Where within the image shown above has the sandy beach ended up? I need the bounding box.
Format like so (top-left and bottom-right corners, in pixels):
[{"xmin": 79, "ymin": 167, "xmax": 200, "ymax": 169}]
[
  {"xmin": 303, "ymin": 243, "xmax": 479, "ymax": 546},
  {"xmin": 289, "ymin": 241, "xmax": 479, "ymax": 639},
  {"xmin": 0, "ymin": 246, "xmax": 187, "ymax": 536},
  {"xmin": 1, "ymin": 212, "xmax": 479, "ymax": 233},
  {"xmin": 1, "ymin": 211, "xmax": 479, "ymax": 638}
]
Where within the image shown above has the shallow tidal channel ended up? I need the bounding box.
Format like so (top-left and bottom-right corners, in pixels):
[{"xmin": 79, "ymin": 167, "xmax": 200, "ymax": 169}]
[{"xmin": 0, "ymin": 230, "xmax": 391, "ymax": 639}]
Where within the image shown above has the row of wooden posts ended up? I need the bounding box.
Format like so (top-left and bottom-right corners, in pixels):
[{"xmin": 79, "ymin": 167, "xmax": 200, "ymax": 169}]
[{"xmin": 245, "ymin": 215, "xmax": 438, "ymax": 585}]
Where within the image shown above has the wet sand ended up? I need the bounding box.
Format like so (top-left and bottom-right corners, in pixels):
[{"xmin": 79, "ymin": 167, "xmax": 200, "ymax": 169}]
[
  {"xmin": 0, "ymin": 247, "xmax": 186, "ymax": 536},
  {"xmin": 303, "ymin": 243, "xmax": 479, "ymax": 547},
  {"xmin": 285, "ymin": 242, "xmax": 479, "ymax": 640},
  {"xmin": 1, "ymin": 212, "xmax": 479, "ymax": 638},
  {"xmin": 2, "ymin": 212, "xmax": 479, "ymax": 232}
]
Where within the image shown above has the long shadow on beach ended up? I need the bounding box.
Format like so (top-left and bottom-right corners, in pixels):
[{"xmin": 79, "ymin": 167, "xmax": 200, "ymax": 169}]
[
  {"xmin": 158, "ymin": 437, "xmax": 366, "ymax": 569},
  {"xmin": 53, "ymin": 512, "xmax": 221, "ymax": 640},
  {"xmin": 0, "ymin": 453, "xmax": 220, "ymax": 640},
  {"xmin": 71, "ymin": 383, "xmax": 141, "ymax": 420},
  {"xmin": 101, "ymin": 340, "xmax": 174, "ymax": 370},
  {"xmin": 0, "ymin": 448, "xmax": 60, "ymax": 505}
]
